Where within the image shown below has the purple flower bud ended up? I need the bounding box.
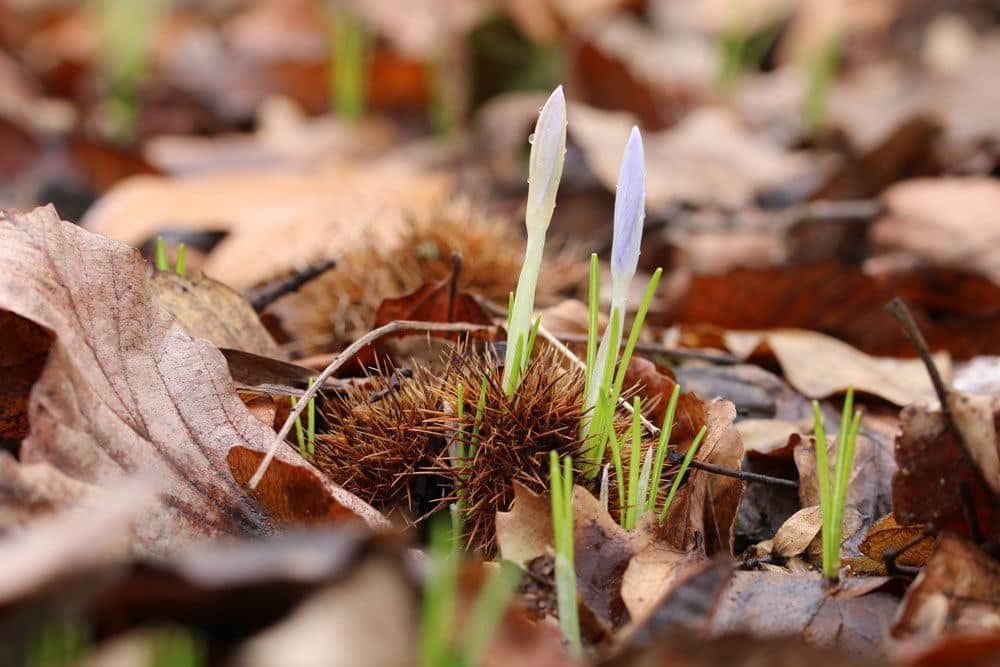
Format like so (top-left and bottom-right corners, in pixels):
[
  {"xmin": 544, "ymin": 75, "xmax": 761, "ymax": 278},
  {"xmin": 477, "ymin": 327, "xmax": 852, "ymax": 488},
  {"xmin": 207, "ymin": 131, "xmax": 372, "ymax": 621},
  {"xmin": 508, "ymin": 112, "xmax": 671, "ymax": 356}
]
[{"xmin": 610, "ymin": 126, "xmax": 645, "ymax": 284}]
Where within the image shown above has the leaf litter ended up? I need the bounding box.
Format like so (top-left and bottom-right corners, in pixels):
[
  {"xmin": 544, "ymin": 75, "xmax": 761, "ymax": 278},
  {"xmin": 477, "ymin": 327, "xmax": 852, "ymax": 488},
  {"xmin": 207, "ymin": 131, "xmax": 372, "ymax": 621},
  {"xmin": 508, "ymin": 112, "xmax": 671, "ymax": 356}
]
[{"xmin": 2, "ymin": 2, "xmax": 1000, "ymax": 664}]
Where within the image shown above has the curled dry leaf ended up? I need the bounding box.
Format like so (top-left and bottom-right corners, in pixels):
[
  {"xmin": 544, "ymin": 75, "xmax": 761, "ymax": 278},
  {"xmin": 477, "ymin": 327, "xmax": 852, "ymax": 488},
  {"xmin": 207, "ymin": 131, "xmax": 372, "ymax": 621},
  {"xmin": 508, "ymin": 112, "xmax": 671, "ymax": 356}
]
[
  {"xmin": 656, "ymin": 399, "xmax": 746, "ymax": 557},
  {"xmin": 893, "ymin": 533, "xmax": 1000, "ymax": 640},
  {"xmin": 0, "ymin": 206, "xmax": 382, "ymax": 553},
  {"xmin": 893, "ymin": 394, "xmax": 1000, "ymax": 548}
]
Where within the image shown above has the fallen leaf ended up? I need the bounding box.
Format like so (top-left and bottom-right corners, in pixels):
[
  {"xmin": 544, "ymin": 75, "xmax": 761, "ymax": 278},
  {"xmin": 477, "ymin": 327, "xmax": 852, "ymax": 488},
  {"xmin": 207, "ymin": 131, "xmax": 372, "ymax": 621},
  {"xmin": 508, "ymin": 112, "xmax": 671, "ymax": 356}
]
[
  {"xmin": 83, "ymin": 162, "xmax": 452, "ymax": 290},
  {"xmin": 616, "ymin": 558, "xmax": 734, "ymax": 657},
  {"xmin": 228, "ymin": 447, "xmax": 385, "ymax": 526},
  {"xmin": 604, "ymin": 632, "xmax": 886, "ymax": 667},
  {"xmin": 619, "ymin": 542, "xmax": 704, "ymax": 625},
  {"xmin": 672, "ymin": 262, "xmax": 1000, "ymax": 359},
  {"xmin": 0, "ymin": 476, "xmax": 150, "ymax": 606},
  {"xmin": 893, "ymin": 533, "xmax": 1000, "ymax": 640},
  {"xmin": 657, "ymin": 399, "xmax": 746, "ymax": 557},
  {"xmin": 711, "ymin": 572, "xmax": 898, "ymax": 657},
  {"xmin": 771, "ymin": 506, "xmax": 823, "ymax": 560},
  {"xmin": 232, "ymin": 554, "xmax": 416, "ymax": 667},
  {"xmin": 374, "ymin": 277, "xmax": 493, "ymax": 333},
  {"xmin": 496, "ymin": 481, "xmax": 554, "ymax": 568},
  {"xmin": 893, "ymin": 395, "xmax": 1000, "ymax": 548},
  {"xmin": 871, "ymin": 178, "xmax": 1000, "ymax": 286},
  {"xmin": 497, "ymin": 483, "xmax": 684, "ymax": 632},
  {"xmin": 151, "ymin": 271, "xmax": 283, "ymax": 357},
  {"xmin": 724, "ymin": 329, "xmax": 949, "ymax": 406},
  {"xmin": 856, "ymin": 513, "xmax": 935, "ymax": 573},
  {"xmin": 0, "ymin": 206, "xmax": 381, "ymax": 553}
]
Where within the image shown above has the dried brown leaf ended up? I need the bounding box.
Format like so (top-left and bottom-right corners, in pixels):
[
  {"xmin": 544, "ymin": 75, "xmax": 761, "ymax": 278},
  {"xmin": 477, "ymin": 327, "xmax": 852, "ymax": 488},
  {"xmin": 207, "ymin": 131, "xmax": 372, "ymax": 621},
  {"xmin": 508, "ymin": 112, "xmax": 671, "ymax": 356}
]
[
  {"xmin": 151, "ymin": 271, "xmax": 282, "ymax": 357},
  {"xmin": 0, "ymin": 206, "xmax": 381, "ymax": 552},
  {"xmin": 893, "ymin": 533, "xmax": 1000, "ymax": 640}
]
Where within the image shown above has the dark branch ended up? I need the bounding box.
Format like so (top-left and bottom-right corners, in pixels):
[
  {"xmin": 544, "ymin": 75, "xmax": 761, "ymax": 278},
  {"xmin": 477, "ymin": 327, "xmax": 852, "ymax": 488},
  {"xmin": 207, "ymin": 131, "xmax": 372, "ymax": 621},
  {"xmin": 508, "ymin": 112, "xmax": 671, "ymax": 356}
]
[{"xmin": 248, "ymin": 258, "xmax": 337, "ymax": 311}]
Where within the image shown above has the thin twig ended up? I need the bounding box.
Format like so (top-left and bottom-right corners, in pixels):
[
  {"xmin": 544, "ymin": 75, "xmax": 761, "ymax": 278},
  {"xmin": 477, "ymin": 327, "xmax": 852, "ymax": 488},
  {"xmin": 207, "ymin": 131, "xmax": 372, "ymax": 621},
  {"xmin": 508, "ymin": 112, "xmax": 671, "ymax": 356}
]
[
  {"xmin": 248, "ymin": 258, "xmax": 337, "ymax": 311},
  {"xmin": 247, "ymin": 320, "xmax": 496, "ymax": 488},
  {"xmin": 667, "ymin": 449, "xmax": 798, "ymax": 488},
  {"xmin": 536, "ymin": 323, "xmax": 660, "ymax": 435},
  {"xmin": 886, "ymin": 297, "xmax": 996, "ymax": 541},
  {"xmin": 555, "ymin": 333, "xmax": 739, "ymax": 365}
]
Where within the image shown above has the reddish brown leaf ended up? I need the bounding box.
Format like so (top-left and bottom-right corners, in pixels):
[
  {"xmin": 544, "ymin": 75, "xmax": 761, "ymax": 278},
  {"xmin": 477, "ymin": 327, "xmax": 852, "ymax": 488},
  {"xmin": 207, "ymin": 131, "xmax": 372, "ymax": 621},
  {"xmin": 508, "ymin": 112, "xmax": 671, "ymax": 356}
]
[
  {"xmin": 893, "ymin": 397, "xmax": 1000, "ymax": 548},
  {"xmin": 228, "ymin": 446, "xmax": 383, "ymax": 526},
  {"xmin": 671, "ymin": 262, "xmax": 1000, "ymax": 359},
  {"xmin": 374, "ymin": 277, "xmax": 493, "ymax": 332}
]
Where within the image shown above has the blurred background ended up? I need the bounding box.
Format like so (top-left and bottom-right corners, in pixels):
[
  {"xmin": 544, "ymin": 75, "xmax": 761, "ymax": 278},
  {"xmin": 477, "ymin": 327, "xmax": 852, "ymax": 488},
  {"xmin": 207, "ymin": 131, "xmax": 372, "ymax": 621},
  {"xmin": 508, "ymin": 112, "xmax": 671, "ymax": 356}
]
[{"xmin": 2, "ymin": 0, "xmax": 1000, "ymax": 359}]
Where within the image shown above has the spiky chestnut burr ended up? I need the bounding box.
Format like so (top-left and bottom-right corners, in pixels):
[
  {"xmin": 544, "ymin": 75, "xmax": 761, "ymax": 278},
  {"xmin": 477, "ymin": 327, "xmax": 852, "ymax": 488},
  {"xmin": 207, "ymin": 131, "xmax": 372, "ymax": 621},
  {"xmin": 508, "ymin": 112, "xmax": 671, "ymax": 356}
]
[
  {"xmin": 312, "ymin": 362, "xmax": 458, "ymax": 520},
  {"xmin": 428, "ymin": 344, "xmax": 631, "ymax": 552}
]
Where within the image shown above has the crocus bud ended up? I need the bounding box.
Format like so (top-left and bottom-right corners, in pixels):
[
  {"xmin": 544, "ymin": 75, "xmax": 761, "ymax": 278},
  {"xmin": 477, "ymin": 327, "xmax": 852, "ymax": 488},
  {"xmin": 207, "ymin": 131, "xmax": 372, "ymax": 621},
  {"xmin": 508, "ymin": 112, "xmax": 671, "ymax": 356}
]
[
  {"xmin": 610, "ymin": 126, "xmax": 645, "ymax": 296},
  {"xmin": 525, "ymin": 86, "xmax": 567, "ymax": 235}
]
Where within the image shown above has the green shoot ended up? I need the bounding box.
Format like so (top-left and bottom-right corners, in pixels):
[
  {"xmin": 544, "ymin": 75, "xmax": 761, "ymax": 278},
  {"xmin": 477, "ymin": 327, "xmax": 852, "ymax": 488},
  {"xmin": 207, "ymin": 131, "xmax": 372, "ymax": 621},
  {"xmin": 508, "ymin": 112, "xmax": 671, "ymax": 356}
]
[
  {"xmin": 599, "ymin": 463, "xmax": 609, "ymax": 509},
  {"xmin": 635, "ymin": 446, "xmax": 654, "ymax": 518},
  {"xmin": 609, "ymin": 268, "xmax": 663, "ymax": 407},
  {"xmin": 456, "ymin": 562, "xmax": 521, "ymax": 666},
  {"xmin": 175, "ymin": 243, "xmax": 187, "ymax": 276},
  {"xmin": 600, "ymin": 392, "xmax": 625, "ymax": 514},
  {"xmin": 803, "ymin": 33, "xmax": 843, "ymax": 136},
  {"xmin": 456, "ymin": 383, "xmax": 466, "ymax": 464},
  {"xmin": 584, "ymin": 253, "xmax": 600, "ymax": 400},
  {"xmin": 418, "ymin": 512, "xmax": 520, "ymax": 667},
  {"xmin": 582, "ymin": 268, "xmax": 661, "ymax": 477},
  {"xmin": 647, "ymin": 384, "xmax": 681, "ymax": 513},
  {"xmin": 549, "ymin": 452, "xmax": 582, "ymax": 657},
  {"xmin": 624, "ymin": 398, "xmax": 642, "ymax": 530},
  {"xmin": 290, "ymin": 379, "xmax": 317, "ymax": 460},
  {"xmin": 812, "ymin": 388, "xmax": 862, "ymax": 579},
  {"xmin": 470, "ymin": 375, "xmax": 488, "ymax": 456},
  {"xmin": 24, "ymin": 618, "xmax": 89, "ymax": 667},
  {"xmin": 155, "ymin": 236, "xmax": 169, "ymax": 272},
  {"xmin": 92, "ymin": 0, "xmax": 164, "ymax": 142},
  {"xmin": 149, "ymin": 627, "xmax": 205, "ymax": 667},
  {"xmin": 330, "ymin": 6, "xmax": 370, "ymax": 121},
  {"xmin": 504, "ymin": 334, "xmax": 525, "ymax": 399},
  {"xmin": 659, "ymin": 426, "xmax": 707, "ymax": 524},
  {"xmin": 419, "ymin": 515, "xmax": 460, "ymax": 667}
]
